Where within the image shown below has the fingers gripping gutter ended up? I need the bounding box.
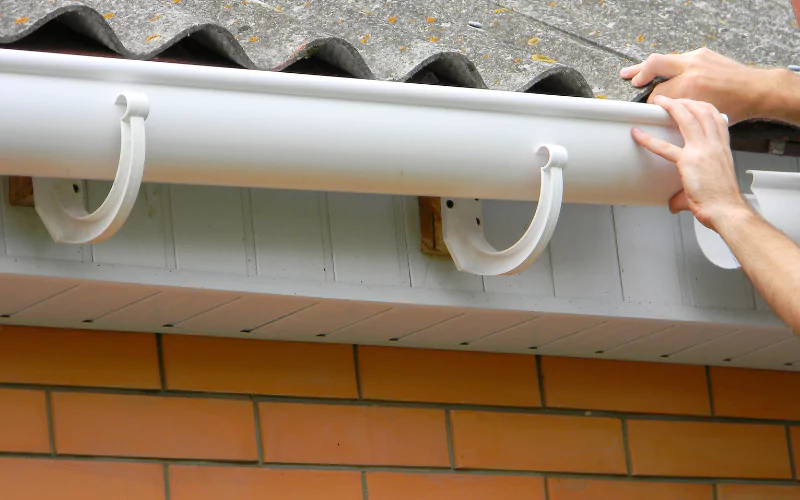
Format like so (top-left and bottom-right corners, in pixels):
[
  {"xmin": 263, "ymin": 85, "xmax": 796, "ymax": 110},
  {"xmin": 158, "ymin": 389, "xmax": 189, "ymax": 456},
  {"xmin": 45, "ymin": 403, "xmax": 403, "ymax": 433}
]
[
  {"xmin": 621, "ymin": 53, "xmax": 687, "ymax": 87},
  {"xmin": 632, "ymin": 95, "xmax": 741, "ymax": 229}
]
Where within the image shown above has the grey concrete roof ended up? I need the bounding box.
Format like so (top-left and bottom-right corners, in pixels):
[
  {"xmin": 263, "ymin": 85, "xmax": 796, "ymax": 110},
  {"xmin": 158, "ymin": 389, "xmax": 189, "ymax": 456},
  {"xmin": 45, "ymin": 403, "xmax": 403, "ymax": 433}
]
[{"xmin": 1, "ymin": 0, "xmax": 799, "ymax": 101}]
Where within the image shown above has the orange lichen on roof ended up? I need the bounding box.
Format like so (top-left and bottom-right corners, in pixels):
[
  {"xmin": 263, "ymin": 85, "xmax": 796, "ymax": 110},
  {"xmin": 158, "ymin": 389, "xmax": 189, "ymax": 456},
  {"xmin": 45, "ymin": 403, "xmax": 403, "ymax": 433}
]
[
  {"xmin": 249, "ymin": 36, "xmax": 258, "ymax": 42},
  {"xmin": 146, "ymin": 34, "xmax": 161, "ymax": 42},
  {"xmin": 14, "ymin": 17, "xmax": 29, "ymax": 24},
  {"xmin": 426, "ymin": 17, "xmax": 437, "ymax": 22},
  {"xmin": 103, "ymin": 12, "xmax": 115, "ymax": 19},
  {"xmin": 527, "ymin": 37, "xmax": 540, "ymax": 45},
  {"xmin": 637, "ymin": 34, "xmax": 644, "ymax": 42},
  {"xmin": 388, "ymin": 15, "xmax": 396, "ymax": 23},
  {"xmin": 428, "ymin": 36, "xmax": 439, "ymax": 42},
  {"xmin": 531, "ymin": 54, "xmax": 557, "ymax": 63},
  {"xmin": 150, "ymin": 14, "xmax": 162, "ymax": 21}
]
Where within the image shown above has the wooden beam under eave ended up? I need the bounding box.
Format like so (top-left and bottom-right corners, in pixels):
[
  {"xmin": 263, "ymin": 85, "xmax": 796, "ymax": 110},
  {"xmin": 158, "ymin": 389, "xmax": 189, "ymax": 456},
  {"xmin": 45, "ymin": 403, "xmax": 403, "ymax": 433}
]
[
  {"xmin": 9, "ymin": 177, "xmax": 34, "ymax": 207},
  {"xmin": 418, "ymin": 196, "xmax": 449, "ymax": 257}
]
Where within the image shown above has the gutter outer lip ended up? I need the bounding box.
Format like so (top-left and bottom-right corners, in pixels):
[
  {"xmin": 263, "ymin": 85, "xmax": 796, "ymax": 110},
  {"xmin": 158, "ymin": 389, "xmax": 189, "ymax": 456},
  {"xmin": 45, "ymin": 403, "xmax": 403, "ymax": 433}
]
[{"xmin": 0, "ymin": 48, "xmax": 674, "ymax": 126}]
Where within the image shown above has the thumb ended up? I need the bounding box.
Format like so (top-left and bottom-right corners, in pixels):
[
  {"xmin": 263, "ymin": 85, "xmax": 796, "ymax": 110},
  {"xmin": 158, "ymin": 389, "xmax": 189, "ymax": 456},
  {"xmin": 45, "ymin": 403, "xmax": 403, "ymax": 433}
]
[{"xmin": 669, "ymin": 190, "xmax": 690, "ymax": 214}]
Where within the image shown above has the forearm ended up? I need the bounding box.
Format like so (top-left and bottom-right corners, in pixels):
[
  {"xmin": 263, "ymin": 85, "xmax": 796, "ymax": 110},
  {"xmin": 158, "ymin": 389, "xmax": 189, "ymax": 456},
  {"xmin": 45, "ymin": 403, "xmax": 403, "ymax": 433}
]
[
  {"xmin": 754, "ymin": 68, "xmax": 800, "ymax": 127},
  {"xmin": 716, "ymin": 207, "xmax": 800, "ymax": 332}
]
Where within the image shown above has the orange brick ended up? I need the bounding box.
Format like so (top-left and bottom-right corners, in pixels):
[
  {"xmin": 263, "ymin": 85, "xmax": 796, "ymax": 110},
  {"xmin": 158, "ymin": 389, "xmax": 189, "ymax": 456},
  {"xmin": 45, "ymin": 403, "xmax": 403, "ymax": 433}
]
[
  {"xmin": 0, "ymin": 389, "xmax": 49, "ymax": 453},
  {"xmin": 53, "ymin": 392, "xmax": 257, "ymax": 461},
  {"xmin": 367, "ymin": 472, "xmax": 545, "ymax": 500},
  {"xmin": 162, "ymin": 336, "xmax": 357, "ymax": 398},
  {"xmin": 718, "ymin": 484, "xmax": 800, "ymax": 500},
  {"xmin": 711, "ymin": 367, "xmax": 800, "ymax": 420},
  {"xmin": 450, "ymin": 410, "xmax": 625, "ymax": 473},
  {"xmin": 791, "ymin": 427, "xmax": 800, "ymax": 478},
  {"xmin": 0, "ymin": 457, "xmax": 164, "ymax": 500},
  {"xmin": 170, "ymin": 465, "xmax": 362, "ymax": 500},
  {"xmin": 358, "ymin": 346, "xmax": 540, "ymax": 407},
  {"xmin": 0, "ymin": 325, "xmax": 159, "ymax": 389},
  {"xmin": 548, "ymin": 478, "xmax": 713, "ymax": 500},
  {"xmin": 628, "ymin": 420, "xmax": 791, "ymax": 478},
  {"xmin": 542, "ymin": 356, "xmax": 710, "ymax": 415},
  {"xmin": 259, "ymin": 402, "xmax": 449, "ymax": 466}
]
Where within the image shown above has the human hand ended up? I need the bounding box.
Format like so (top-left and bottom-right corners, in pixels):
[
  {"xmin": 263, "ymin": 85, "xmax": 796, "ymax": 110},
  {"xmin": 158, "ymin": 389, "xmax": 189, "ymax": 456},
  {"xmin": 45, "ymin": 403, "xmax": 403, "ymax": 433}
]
[
  {"xmin": 621, "ymin": 48, "xmax": 778, "ymax": 124},
  {"xmin": 631, "ymin": 96, "xmax": 751, "ymax": 231}
]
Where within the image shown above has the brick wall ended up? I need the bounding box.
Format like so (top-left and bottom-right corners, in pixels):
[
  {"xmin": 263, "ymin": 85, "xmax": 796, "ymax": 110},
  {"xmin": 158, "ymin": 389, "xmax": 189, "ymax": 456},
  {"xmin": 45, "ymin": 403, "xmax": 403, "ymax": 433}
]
[{"xmin": 1, "ymin": 324, "xmax": 800, "ymax": 499}]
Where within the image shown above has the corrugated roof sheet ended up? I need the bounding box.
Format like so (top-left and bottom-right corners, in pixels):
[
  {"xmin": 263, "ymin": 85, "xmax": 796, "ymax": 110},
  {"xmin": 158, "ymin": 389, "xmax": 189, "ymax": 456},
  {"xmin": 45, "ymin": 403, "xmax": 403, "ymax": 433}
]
[{"xmin": 1, "ymin": 0, "xmax": 799, "ymax": 101}]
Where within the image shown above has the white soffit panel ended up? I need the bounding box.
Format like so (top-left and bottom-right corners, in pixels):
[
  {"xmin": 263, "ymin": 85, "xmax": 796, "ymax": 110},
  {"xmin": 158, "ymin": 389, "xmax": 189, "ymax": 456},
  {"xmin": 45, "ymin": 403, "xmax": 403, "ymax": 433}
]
[
  {"xmin": 0, "ymin": 272, "xmax": 795, "ymax": 371},
  {"xmin": 175, "ymin": 294, "xmax": 317, "ymax": 334},
  {"xmin": 535, "ymin": 318, "xmax": 672, "ymax": 356},
  {"xmin": 730, "ymin": 338, "xmax": 800, "ymax": 370},
  {"xmin": 93, "ymin": 288, "xmax": 241, "ymax": 329},
  {"xmin": 251, "ymin": 299, "xmax": 391, "ymax": 341},
  {"xmin": 13, "ymin": 282, "xmax": 159, "ymax": 324},
  {"xmin": 468, "ymin": 314, "xmax": 608, "ymax": 351},
  {"xmin": 324, "ymin": 306, "xmax": 463, "ymax": 344},
  {"xmin": 399, "ymin": 309, "xmax": 537, "ymax": 347},
  {"xmin": 668, "ymin": 328, "xmax": 795, "ymax": 365},
  {"xmin": 0, "ymin": 274, "xmax": 76, "ymax": 316},
  {"xmin": 604, "ymin": 323, "xmax": 735, "ymax": 361}
]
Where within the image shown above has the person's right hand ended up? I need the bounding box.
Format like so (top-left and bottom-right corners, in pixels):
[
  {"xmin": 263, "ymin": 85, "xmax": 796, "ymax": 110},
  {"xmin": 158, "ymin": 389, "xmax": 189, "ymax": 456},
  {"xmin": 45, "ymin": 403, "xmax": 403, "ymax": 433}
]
[
  {"xmin": 621, "ymin": 48, "xmax": 778, "ymax": 124},
  {"xmin": 631, "ymin": 95, "xmax": 752, "ymax": 231}
]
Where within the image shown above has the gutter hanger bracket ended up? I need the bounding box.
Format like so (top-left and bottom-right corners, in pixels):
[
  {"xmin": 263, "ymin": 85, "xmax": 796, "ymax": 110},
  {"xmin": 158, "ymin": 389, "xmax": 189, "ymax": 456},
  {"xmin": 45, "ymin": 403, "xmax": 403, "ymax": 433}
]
[
  {"xmin": 33, "ymin": 92, "xmax": 149, "ymax": 244},
  {"xmin": 442, "ymin": 144, "xmax": 567, "ymax": 276},
  {"xmin": 694, "ymin": 170, "xmax": 800, "ymax": 269}
]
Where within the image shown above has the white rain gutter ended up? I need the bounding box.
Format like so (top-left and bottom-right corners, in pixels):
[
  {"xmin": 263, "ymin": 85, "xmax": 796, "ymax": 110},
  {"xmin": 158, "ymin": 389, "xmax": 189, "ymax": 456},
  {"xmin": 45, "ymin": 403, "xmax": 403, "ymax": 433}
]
[{"xmin": 0, "ymin": 48, "xmax": 794, "ymax": 275}]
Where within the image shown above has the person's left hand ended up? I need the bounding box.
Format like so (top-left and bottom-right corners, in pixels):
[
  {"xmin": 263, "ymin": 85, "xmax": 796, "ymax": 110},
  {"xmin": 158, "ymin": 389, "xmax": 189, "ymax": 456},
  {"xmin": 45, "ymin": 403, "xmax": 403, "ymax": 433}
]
[{"xmin": 621, "ymin": 48, "xmax": 777, "ymax": 124}]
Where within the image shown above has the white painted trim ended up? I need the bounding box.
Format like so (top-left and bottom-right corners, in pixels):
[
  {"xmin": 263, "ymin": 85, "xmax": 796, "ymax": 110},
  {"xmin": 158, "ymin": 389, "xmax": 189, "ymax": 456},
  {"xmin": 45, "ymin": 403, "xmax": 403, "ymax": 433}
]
[{"xmin": 0, "ymin": 254, "xmax": 783, "ymax": 329}]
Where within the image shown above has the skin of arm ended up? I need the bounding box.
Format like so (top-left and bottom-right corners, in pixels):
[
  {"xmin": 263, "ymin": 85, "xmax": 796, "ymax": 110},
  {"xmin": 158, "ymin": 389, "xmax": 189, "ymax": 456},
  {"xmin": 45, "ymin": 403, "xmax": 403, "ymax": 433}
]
[
  {"xmin": 715, "ymin": 207, "xmax": 800, "ymax": 331},
  {"xmin": 620, "ymin": 48, "xmax": 800, "ymax": 126},
  {"xmin": 632, "ymin": 96, "xmax": 800, "ymax": 333}
]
